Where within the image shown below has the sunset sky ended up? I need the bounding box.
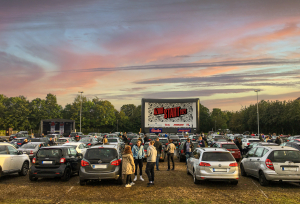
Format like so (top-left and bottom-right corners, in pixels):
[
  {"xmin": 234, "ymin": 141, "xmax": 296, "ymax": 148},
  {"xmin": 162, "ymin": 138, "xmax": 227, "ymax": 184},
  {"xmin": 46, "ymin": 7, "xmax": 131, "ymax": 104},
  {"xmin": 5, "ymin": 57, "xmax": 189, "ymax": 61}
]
[{"xmin": 1, "ymin": 0, "xmax": 300, "ymax": 111}]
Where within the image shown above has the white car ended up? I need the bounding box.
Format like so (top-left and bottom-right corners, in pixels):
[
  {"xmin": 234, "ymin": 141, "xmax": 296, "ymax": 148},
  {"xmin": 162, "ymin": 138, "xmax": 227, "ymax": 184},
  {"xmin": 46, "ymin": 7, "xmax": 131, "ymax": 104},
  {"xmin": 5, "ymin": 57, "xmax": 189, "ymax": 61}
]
[
  {"xmin": 62, "ymin": 142, "xmax": 87, "ymax": 155},
  {"xmin": 0, "ymin": 143, "xmax": 30, "ymax": 178},
  {"xmin": 242, "ymin": 138, "xmax": 260, "ymax": 149}
]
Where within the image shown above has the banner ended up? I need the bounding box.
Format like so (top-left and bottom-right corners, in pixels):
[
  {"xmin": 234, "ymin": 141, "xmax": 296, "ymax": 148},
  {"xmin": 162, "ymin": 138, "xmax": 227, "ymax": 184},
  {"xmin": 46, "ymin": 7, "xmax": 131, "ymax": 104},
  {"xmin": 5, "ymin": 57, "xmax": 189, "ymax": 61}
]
[
  {"xmin": 50, "ymin": 122, "xmax": 55, "ymax": 133},
  {"xmin": 60, "ymin": 122, "xmax": 64, "ymax": 134},
  {"xmin": 149, "ymin": 128, "xmax": 163, "ymax": 133},
  {"xmin": 177, "ymin": 129, "xmax": 191, "ymax": 133}
]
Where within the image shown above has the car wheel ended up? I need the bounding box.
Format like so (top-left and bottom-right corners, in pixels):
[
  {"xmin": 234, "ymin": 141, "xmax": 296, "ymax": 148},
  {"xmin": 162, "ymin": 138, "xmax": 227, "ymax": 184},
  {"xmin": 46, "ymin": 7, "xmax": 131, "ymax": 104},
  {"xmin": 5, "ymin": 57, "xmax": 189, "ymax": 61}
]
[
  {"xmin": 19, "ymin": 161, "xmax": 29, "ymax": 176},
  {"xmin": 61, "ymin": 168, "xmax": 71, "ymax": 182},
  {"xmin": 29, "ymin": 174, "xmax": 38, "ymax": 181},
  {"xmin": 80, "ymin": 179, "xmax": 86, "ymax": 186},
  {"xmin": 259, "ymin": 171, "xmax": 269, "ymax": 186},
  {"xmin": 193, "ymin": 169, "xmax": 200, "ymax": 184},
  {"xmin": 240, "ymin": 164, "xmax": 247, "ymax": 177},
  {"xmin": 231, "ymin": 180, "xmax": 238, "ymax": 185}
]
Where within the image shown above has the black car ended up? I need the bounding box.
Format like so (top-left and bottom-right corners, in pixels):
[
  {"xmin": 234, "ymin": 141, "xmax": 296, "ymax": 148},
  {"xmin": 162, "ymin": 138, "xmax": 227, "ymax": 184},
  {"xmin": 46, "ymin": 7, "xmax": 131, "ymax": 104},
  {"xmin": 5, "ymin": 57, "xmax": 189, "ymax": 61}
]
[{"xmin": 29, "ymin": 146, "xmax": 83, "ymax": 181}]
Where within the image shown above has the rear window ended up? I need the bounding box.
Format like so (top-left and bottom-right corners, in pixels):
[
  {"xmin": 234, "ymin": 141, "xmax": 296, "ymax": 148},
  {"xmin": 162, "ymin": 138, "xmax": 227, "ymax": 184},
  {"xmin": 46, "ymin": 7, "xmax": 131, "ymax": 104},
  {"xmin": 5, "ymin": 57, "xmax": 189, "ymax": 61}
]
[
  {"xmin": 15, "ymin": 139, "xmax": 24, "ymax": 142},
  {"xmin": 85, "ymin": 148, "xmax": 118, "ymax": 162},
  {"xmin": 21, "ymin": 144, "xmax": 38, "ymax": 149},
  {"xmin": 47, "ymin": 135, "xmax": 55, "ymax": 138},
  {"xmin": 269, "ymin": 150, "xmax": 300, "ymax": 163},
  {"xmin": 149, "ymin": 136, "xmax": 157, "ymax": 140},
  {"xmin": 80, "ymin": 138, "xmax": 92, "ymax": 142},
  {"xmin": 0, "ymin": 146, "xmax": 7, "ymax": 154},
  {"xmin": 160, "ymin": 139, "xmax": 168, "ymax": 144},
  {"xmin": 107, "ymin": 139, "xmax": 118, "ymax": 143},
  {"xmin": 30, "ymin": 139, "xmax": 42, "ymax": 142},
  {"xmin": 202, "ymin": 152, "xmax": 235, "ymax": 161},
  {"xmin": 222, "ymin": 144, "xmax": 238, "ymax": 149},
  {"xmin": 214, "ymin": 136, "xmax": 224, "ymax": 139},
  {"xmin": 37, "ymin": 149, "xmax": 62, "ymax": 158},
  {"xmin": 249, "ymin": 140, "xmax": 259, "ymax": 143},
  {"xmin": 144, "ymin": 144, "xmax": 149, "ymax": 149},
  {"xmin": 59, "ymin": 139, "xmax": 67, "ymax": 142}
]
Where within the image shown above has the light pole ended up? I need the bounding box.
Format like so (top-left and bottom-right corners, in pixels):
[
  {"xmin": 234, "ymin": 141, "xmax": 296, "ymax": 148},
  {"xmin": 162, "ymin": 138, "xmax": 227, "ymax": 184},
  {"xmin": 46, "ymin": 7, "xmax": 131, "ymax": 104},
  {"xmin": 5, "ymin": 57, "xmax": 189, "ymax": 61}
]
[
  {"xmin": 78, "ymin": 91, "xmax": 84, "ymax": 132},
  {"xmin": 254, "ymin": 90, "xmax": 260, "ymax": 136}
]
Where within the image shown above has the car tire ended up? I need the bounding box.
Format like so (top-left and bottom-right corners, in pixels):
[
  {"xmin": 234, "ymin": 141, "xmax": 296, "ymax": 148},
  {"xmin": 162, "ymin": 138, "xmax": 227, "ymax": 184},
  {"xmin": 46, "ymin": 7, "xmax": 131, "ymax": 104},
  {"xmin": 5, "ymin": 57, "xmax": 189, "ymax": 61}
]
[
  {"xmin": 29, "ymin": 174, "xmax": 38, "ymax": 181},
  {"xmin": 240, "ymin": 164, "xmax": 247, "ymax": 177},
  {"xmin": 80, "ymin": 179, "xmax": 86, "ymax": 186},
  {"xmin": 259, "ymin": 171, "xmax": 269, "ymax": 186},
  {"xmin": 231, "ymin": 180, "xmax": 238, "ymax": 185},
  {"xmin": 19, "ymin": 161, "xmax": 29, "ymax": 176},
  {"xmin": 61, "ymin": 168, "xmax": 71, "ymax": 182},
  {"xmin": 193, "ymin": 169, "xmax": 200, "ymax": 184}
]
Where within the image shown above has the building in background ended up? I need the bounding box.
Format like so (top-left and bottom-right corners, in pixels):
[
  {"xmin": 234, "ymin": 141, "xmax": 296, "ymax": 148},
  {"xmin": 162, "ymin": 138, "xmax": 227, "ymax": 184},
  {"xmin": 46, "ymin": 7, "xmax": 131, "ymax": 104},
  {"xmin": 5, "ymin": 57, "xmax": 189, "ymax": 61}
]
[{"xmin": 40, "ymin": 119, "xmax": 75, "ymax": 136}]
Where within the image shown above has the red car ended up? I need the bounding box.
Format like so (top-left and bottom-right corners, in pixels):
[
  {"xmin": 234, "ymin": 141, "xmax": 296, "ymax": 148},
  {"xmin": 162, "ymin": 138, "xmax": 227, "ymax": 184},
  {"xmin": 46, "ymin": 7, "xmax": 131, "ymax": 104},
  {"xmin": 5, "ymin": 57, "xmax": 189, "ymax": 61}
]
[{"xmin": 213, "ymin": 142, "xmax": 241, "ymax": 161}]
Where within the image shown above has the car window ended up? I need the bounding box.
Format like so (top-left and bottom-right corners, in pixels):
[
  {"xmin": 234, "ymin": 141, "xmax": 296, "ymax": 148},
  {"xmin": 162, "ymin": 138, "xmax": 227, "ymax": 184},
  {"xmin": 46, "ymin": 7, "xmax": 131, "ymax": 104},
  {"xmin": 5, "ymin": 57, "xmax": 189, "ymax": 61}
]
[
  {"xmin": 85, "ymin": 148, "xmax": 118, "ymax": 162},
  {"xmin": 68, "ymin": 148, "xmax": 77, "ymax": 156},
  {"xmin": 7, "ymin": 146, "xmax": 18, "ymax": 155},
  {"xmin": 222, "ymin": 144, "xmax": 238, "ymax": 149},
  {"xmin": 0, "ymin": 146, "xmax": 8, "ymax": 154},
  {"xmin": 37, "ymin": 149, "xmax": 62, "ymax": 157},
  {"xmin": 202, "ymin": 152, "xmax": 235, "ymax": 161},
  {"xmin": 262, "ymin": 148, "xmax": 269, "ymax": 157},
  {"xmin": 269, "ymin": 150, "xmax": 300, "ymax": 163},
  {"xmin": 254, "ymin": 147, "xmax": 264, "ymax": 157},
  {"xmin": 192, "ymin": 150, "xmax": 198, "ymax": 158},
  {"xmin": 247, "ymin": 148, "xmax": 256, "ymax": 157}
]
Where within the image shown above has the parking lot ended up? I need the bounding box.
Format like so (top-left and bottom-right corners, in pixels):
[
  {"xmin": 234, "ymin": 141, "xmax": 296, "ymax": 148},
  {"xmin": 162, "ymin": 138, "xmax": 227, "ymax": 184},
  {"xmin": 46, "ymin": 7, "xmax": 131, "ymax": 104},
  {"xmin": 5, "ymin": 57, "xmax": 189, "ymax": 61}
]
[{"xmin": 1, "ymin": 155, "xmax": 300, "ymax": 204}]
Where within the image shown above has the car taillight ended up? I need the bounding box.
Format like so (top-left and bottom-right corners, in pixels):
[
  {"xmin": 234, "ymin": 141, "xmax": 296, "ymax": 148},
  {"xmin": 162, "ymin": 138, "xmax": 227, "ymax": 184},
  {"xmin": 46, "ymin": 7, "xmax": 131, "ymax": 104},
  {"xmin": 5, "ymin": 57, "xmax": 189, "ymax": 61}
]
[
  {"xmin": 192, "ymin": 139, "xmax": 195, "ymax": 141},
  {"xmin": 199, "ymin": 162, "xmax": 211, "ymax": 166},
  {"xmin": 30, "ymin": 150, "xmax": 34, "ymax": 155},
  {"xmin": 66, "ymin": 140, "xmax": 69, "ymax": 143},
  {"xmin": 229, "ymin": 163, "xmax": 238, "ymax": 167},
  {"xmin": 60, "ymin": 158, "xmax": 66, "ymax": 163},
  {"xmin": 17, "ymin": 143, "xmax": 22, "ymax": 145},
  {"xmin": 265, "ymin": 159, "xmax": 274, "ymax": 170},
  {"xmin": 111, "ymin": 159, "xmax": 121, "ymax": 166},
  {"xmin": 69, "ymin": 135, "xmax": 70, "ymax": 137},
  {"xmin": 32, "ymin": 158, "xmax": 36, "ymax": 164},
  {"xmin": 142, "ymin": 143, "xmax": 144, "ymax": 145},
  {"xmin": 181, "ymin": 150, "xmax": 184, "ymax": 153},
  {"xmin": 287, "ymin": 140, "xmax": 289, "ymax": 142},
  {"xmin": 247, "ymin": 143, "xmax": 250, "ymax": 145},
  {"xmin": 14, "ymin": 136, "xmax": 16, "ymax": 138},
  {"xmin": 179, "ymin": 143, "xmax": 181, "ymax": 145},
  {"xmin": 144, "ymin": 150, "xmax": 147, "ymax": 152},
  {"xmin": 166, "ymin": 143, "xmax": 169, "ymax": 145},
  {"xmin": 149, "ymin": 139, "xmax": 151, "ymax": 141},
  {"xmin": 88, "ymin": 143, "xmax": 91, "ymax": 146},
  {"xmin": 129, "ymin": 143, "xmax": 132, "ymax": 145},
  {"xmin": 81, "ymin": 159, "xmax": 90, "ymax": 167}
]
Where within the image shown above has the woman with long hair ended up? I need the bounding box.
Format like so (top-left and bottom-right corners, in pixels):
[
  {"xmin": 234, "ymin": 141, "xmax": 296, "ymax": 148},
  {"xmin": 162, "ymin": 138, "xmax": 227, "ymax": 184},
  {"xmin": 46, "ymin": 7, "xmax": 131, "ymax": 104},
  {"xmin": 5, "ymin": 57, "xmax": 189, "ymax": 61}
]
[{"xmin": 122, "ymin": 146, "xmax": 135, "ymax": 187}]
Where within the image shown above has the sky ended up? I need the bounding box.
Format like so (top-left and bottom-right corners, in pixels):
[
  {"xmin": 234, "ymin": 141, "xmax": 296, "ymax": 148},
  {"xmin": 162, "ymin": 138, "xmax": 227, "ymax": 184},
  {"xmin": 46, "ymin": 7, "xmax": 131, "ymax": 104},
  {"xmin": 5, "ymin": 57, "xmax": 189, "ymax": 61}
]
[{"xmin": 1, "ymin": 0, "xmax": 300, "ymax": 111}]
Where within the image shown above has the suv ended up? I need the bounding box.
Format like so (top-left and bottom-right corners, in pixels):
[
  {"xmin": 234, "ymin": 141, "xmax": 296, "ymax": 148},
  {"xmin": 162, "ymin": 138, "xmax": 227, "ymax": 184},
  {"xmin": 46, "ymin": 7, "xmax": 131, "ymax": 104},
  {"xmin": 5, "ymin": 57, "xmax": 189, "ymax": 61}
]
[
  {"xmin": 0, "ymin": 143, "xmax": 30, "ymax": 178},
  {"xmin": 187, "ymin": 148, "xmax": 239, "ymax": 185},
  {"xmin": 79, "ymin": 144, "xmax": 123, "ymax": 185},
  {"xmin": 240, "ymin": 146, "xmax": 300, "ymax": 186},
  {"xmin": 29, "ymin": 146, "xmax": 82, "ymax": 181}
]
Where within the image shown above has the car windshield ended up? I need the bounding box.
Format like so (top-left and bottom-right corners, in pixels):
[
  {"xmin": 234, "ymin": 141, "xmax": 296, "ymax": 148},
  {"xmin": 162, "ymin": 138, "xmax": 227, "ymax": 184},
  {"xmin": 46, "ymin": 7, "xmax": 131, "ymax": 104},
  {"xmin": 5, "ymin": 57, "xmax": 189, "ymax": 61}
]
[
  {"xmin": 80, "ymin": 138, "xmax": 92, "ymax": 142},
  {"xmin": 30, "ymin": 139, "xmax": 43, "ymax": 142},
  {"xmin": 85, "ymin": 148, "xmax": 118, "ymax": 162},
  {"xmin": 59, "ymin": 139, "xmax": 68, "ymax": 142},
  {"xmin": 149, "ymin": 136, "xmax": 157, "ymax": 140},
  {"xmin": 37, "ymin": 149, "xmax": 62, "ymax": 157},
  {"xmin": 222, "ymin": 144, "xmax": 238, "ymax": 149},
  {"xmin": 160, "ymin": 139, "xmax": 168, "ymax": 144},
  {"xmin": 21, "ymin": 144, "xmax": 38, "ymax": 149},
  {"xmin": 202, "ymin": 152, "xmax": 235, "ymax": 161},
  {"xmin": 270, "ymin": 150, "xmax": 300, "ymax": 163},
  {"xmin": 107, "ymin": 138, "xmax": 118, "ymax": 143},
  {"xmin": 107, "ymin": 134, "xmax": 118, "ymax": 138}
]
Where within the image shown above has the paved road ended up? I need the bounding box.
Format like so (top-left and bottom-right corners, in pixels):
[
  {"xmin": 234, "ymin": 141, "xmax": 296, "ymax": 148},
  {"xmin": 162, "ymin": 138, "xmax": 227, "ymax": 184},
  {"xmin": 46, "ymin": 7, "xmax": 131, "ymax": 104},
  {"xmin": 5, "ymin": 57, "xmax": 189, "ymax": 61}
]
[{"xmin": 0, "ymin": 156, "xmax": 299, "ymax": 204}]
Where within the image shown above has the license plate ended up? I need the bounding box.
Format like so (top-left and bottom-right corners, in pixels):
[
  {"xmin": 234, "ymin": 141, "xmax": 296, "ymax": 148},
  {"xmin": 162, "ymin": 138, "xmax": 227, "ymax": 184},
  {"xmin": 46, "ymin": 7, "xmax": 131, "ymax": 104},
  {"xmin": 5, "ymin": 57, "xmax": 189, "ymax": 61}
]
[
  {"xmin": 282, "ymin": 167, "xmax": 297, "ymax": 171},
  {"xmin": 213, "ymin": 168, "xmax": 227, "ymax": 172},
  {"xmin": 42, "ymin": 161, "xmax": 52, "ymax": 164},
  {"xmin": 93, "ymin": 165, "xmax": 107, "ymax": 169},
  {"xmin": 230, "ymin": 151, "xmax": 235, "ymax": 153}
]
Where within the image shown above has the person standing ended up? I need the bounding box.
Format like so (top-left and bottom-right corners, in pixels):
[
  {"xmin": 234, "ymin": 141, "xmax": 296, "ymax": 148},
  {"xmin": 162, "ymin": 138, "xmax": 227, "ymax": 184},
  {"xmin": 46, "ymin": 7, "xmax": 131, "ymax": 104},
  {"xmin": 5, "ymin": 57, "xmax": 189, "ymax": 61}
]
[
  {"xmin": 154, "ymin": 137, "xmax": 162, "ymax": 171},
  {"xmin": 183, "ymin": 138, "xmax": 194, "ymax": 164},
  {"xmin": 166, "ymin": 139, "xmax": 176, "ymax": 171},
  {"xmin": 144, "ymin": 134, "xmax": 149, "ymax": 143},
  {"xmin": 122, "ymin": 146, "xmax": 135, "ymax": 187},
  {"xmin": 48, "ymin": 137, "xmax": 54, "ymax": 146},
  {"xmin": 132, "ymin": 140, "xmax": 145, "ymax": 182},
  {"xmin": 197, "ymin": 136, "xmax": 205, "ymax": 147},
  {"xmin": 145, "ymin": 140, "xmax": 157, "ymax": 187},
  {"xmin": 235, "ymin": 138, "xmax": 243, "ymax": 155}
]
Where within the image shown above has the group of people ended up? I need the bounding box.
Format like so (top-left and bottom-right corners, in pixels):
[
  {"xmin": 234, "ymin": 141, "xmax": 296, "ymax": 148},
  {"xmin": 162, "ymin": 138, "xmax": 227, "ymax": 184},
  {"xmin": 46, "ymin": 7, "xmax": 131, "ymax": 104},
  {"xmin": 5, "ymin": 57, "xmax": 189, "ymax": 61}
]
[{"xmin": 121, "ymin": 137, "xmax": 177, "ymax": 187}]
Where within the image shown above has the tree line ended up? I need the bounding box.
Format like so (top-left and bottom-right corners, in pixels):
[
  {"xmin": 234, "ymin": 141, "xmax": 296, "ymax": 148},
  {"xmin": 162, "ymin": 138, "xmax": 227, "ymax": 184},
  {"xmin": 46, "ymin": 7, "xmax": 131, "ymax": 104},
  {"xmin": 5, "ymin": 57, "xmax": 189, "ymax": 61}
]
[{"xmin": 0, "ymin": 93, "xmax": 299, "ymax": 135}]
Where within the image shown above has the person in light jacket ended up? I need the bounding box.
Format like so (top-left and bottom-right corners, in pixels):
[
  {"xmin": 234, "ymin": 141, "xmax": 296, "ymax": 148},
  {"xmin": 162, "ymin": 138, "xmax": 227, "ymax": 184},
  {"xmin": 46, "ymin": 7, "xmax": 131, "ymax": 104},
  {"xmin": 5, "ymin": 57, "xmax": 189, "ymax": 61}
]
[
  {"xmin": 122, "ymin": 146, "xmax": 135, "ymax": 187},
  {"xmin": 132, "ymin": 140, "xmax": 145, "ymax": 181},
  {"xmin": 166, "ymin": 139, "xmax": 176, "ymax": 170},
  {"xmin": 145, "ymin": 140, "xmax": 157, "ymax": 187}
]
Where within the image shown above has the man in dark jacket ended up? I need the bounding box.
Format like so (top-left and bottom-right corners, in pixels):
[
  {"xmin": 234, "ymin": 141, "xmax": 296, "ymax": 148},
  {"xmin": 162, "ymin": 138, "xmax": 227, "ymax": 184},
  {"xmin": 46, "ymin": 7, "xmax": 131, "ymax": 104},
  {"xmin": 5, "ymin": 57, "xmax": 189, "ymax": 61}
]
[
  {"xmin": 183, "ymin": 138, "xmax": 194, "ymax": 164},
  {"xmin": 144, "ymin": 135, "xmax": 149, "ymax": 143},
  {"xmin": 154, "ymin": 137, "xmax": 162, "ymax": 171}
]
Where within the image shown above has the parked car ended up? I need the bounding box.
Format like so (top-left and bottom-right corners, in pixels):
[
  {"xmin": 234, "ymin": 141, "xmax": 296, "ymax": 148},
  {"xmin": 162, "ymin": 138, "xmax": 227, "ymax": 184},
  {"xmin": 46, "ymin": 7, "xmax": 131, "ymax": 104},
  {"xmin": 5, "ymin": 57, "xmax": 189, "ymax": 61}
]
[
  {"xmin": 107, "ymin": 134, "xmax": 119, "ymax": 138},
  {"xmin": 159, "ymin": 138, "xmax": 169, "ymax": 149},
  {"xmin": 240, "ymin": 146, "xmax": 300, "ymax": 186},
  {"xmin": 129, "ymin": 138, "xmax": 144, "ymax": 147},
  {"xmin": 0, "ymin": 143, "xmax": 30, "ymax": 178},
  {"xmin": 69, "ymin": 132, "xmax": 84, "ymax": 137},
  {"xmin": 10, "ymin": 138, "xmax": 29, "ymax": 147},
  {"xmin": 29, "ymin": 146, "xmax": 82, "ymax": 181},
  {"xmin": 281, "ymin": 142, "xmax": 300, "ymax": 151},
  {"xmin": 62, "ymin": 142, "xmax": 88, "ymax": 155},
  {"xmin": 106, "ymin": 138, "xmax": 125, "ymax": 151},
  {"xmin": 29, "ymin": 137, "xmax": 50, "ymax": 146},
  {"xmin": 79, "ymin": 137, "xmax": 99, "ymax": 147},
  {"xmin": 242, "ymin": 138, "xmax": 260, "ymax": 150},
  {"xmin": 177, "ymin": 141, "xmax": 198, "ymax": 162},
  {"xmin": 56, "ymin": 137, "xmax": 75, "ymax": 145},
  {"xmin": 286, "ymin": 136, "xmax": 300, "ymax": 142},
  {"xmin": 18, "ymin": 142, "xmax": 46, "ymax": 160},
  {"xmin": 168, "ymin": 135, "xmax": 180, "ymax": 146},
  {"xmin": 187, "ymin": 148, "xmax": 239, "ymax": 185},
  {"xmin": 9, "ymin": 134, "xmax": 17, "ymax": 141},
  {"xmin": 79, "ymin": 144, "xmax": 123, "ymax": 185},
  {"xmin": 0, "ymin": 137, "xmax": 7, "ymax": 142},
  {"xmin": 212, "ymin": 142, "xmax": 241, "ymax": 162},
  {"xmin": 46, "ymin": 134, "xmax": 62, "ymax": 142},
  {"xmin": 247, "ymin": 142, "xmax": 278, "ymax": 151}
]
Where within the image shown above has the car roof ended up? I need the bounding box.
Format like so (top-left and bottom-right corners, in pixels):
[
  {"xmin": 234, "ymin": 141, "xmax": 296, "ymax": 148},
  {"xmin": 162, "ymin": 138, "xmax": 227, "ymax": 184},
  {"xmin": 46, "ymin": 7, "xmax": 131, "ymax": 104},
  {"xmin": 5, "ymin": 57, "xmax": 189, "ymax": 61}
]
[
  {"xmin": 261, "ymin": 146, "xmax": 299, "ymax": 150},
  {"xmin": 216, "ymin": 142, "xmax": 236, "ymax": 145},
  {"xmin": 59, "ymin": 137, "xmax": 71, "ymax": 139},
  {"xmin": 62, "ymin": 142, "xmax": 83, "ymax": 145},
  {"xmin": 198, "ymin": 147, "xmax": 229, "ymax": 152},
  {"xmin": 26, "ymin": 142, "xmax": 44, "ymax": 144},
  {"xmin": 41, "ymin": 146, "xmax": 70, "ymax": 149},
  {"xmin": 90, "ymin": 144, "xmax": 118, "ymax": 149},
  {"xmin": 286, "ymin": 142, "xmax": 300, "ymax": 144}
]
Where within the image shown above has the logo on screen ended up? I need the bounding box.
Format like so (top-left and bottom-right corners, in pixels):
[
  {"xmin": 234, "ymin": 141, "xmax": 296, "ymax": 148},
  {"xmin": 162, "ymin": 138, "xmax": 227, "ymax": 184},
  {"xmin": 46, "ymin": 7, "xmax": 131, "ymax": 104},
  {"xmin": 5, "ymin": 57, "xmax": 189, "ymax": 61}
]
[{"xmin": 154, "ymin": 106, "xmax": 187, "ymax": 119}]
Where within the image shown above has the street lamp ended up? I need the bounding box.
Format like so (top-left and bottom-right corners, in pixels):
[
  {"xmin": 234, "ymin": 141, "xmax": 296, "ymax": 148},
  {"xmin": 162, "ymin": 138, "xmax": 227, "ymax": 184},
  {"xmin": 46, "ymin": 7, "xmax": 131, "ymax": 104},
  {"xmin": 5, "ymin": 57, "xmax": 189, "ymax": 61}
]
[
  {"xmin": 254, "ymin": 90, "xmax": 260, "ymax": 136},
  {"xmin": 78, "ymin": 91, "xmax": 84, "ymax": 132}
]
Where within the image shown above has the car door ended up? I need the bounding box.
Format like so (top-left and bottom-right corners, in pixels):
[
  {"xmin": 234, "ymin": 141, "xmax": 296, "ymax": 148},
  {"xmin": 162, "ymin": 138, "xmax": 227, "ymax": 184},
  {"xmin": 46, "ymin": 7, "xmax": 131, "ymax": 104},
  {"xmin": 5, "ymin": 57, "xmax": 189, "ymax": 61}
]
[
  {"xmin": 249, "ymin": 147, "xmax": 265, "ymax": 177},
  {"xmin": 68, "ymin": 147, "xmax": 80, "ymax": 172},
  {"xmin": 0, "ymin": 145, "xmax": 11, "ymax": 171},
  {"xmin": 7, "ymin": 145, "xmax": 22, "ymax": 171},
  {"xmin": 243, "ymin": 147, "xmax": 256, "ymax": 175},
  {"xmin": 187, "ymin": 150, "xmax": 196, "ymax": 173}
]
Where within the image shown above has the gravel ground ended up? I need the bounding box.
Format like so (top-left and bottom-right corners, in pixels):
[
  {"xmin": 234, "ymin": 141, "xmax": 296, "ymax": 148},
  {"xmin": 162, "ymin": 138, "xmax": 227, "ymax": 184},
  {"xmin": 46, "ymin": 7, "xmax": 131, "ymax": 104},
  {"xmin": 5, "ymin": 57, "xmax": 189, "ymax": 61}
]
[{"xmin": 0, "ymin": 154, "xmax": 300, "ymax": 204}]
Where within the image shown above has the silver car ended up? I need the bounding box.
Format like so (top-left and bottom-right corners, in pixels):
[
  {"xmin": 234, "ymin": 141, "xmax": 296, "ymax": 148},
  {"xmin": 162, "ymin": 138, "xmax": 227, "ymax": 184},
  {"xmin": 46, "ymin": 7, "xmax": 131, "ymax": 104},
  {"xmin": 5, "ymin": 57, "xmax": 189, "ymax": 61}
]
[
  {"xmin": 187, "ymin": 148, "xmax": 239, "ymax": 185},
  {"xmin": 240, "ymin": 146, "xmax": 300, "ymax": 186}
]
